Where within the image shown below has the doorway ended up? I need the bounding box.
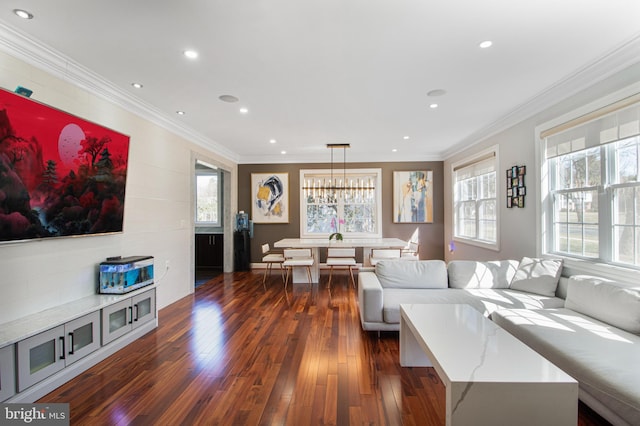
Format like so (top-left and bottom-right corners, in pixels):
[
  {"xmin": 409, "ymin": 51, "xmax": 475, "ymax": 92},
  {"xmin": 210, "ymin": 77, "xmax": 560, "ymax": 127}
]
[{"xmin": 192, "ymin": 154, "xmax": 233, "ymax": 289}]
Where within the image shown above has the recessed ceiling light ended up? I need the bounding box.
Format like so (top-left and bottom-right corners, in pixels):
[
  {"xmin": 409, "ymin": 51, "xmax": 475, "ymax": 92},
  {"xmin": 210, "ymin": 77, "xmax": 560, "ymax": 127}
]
[
  {"xmin": 281, "ymin": 150, "xmax": 287, "ymax": 155},
  {"xmin": 239, "ymin": 107, "xmax": 249, "ymax": 114},
  {"xmin": 131, "ymin": 83, "xmax": 143, "ymax": 89},
  {"xmin": 183, "ymin": 50, "xmax": 199, "ymax": 59},
  {"xmin": 392, "ymin": 149, "xmax": 398, "ymax": 152},
  {"xmin": 269, "ymin": 139, "xmax": 277, "ymax": 144},
  {"xmin": 176, "ymin": 110, "xmax": 186, "ymax": 115},
  {"xmin": 219, "ymin": 95, "xmax": 239, "ymax": 103},
  {"xmin": 427, "ymin": 89, "xmax": 447, "ymax": 97},
  {"xmin": 479, "ymin": 40, "xmax": 493, "ymax": 49},
  {"xmin": 403, "ymin": 136, "xmax": 410, "ymax": 140},
  {"xmin": 429, "ymin": 103, "xmax": 439, "ymax": 109},
  {"xmin": 14, "ymin": 9, "xmax": 33, "ymax": 19}
]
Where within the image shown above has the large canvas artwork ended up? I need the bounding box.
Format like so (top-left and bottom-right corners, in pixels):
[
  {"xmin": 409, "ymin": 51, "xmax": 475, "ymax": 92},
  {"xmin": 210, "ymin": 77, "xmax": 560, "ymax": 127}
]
[
  {"xmin": 393, "ymin": 170, "xmax": 433, "ymax": 223},
  {"xmin": 251, "ymin": 173, "xmax": 288, "ymax": 223},
  {"xmin": 0, "ymin": 88, "xmax": 130, "ymax": 243}
]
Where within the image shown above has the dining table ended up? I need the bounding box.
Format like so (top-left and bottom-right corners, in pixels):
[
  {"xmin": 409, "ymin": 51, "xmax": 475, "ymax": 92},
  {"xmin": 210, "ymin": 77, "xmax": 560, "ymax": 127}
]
[{"xmin": 274, "ymin": 237, "xmax": 408, "ymax": 283}]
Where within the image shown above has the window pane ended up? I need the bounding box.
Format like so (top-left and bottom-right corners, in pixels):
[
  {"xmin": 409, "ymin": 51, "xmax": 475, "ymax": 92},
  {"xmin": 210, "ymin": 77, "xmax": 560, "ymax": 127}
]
[
  {"xmin": 306, "ymin": 204, "xmax": 337, "ymax": 233},
  {"xmin": 344, "ymin": 204, "xmax": 375, "ymax": 233},
  {"xmin": 615, "ymin": 139, "xmax": 638, "ymax": 183},
  {"xmin": 583, "ymin": 225, "xmax": 599, "ymax": 258},
  {"xmin": 615, "ymin": 187, "xmax": 634, "ymax": 225},
  {"xmin": 196, "ymin": 174, "xmax": 219, "ymax": 223},
  {"xmin": 614, "ymin": 226, "xmax": 635, "ymax": 264},
  {"xmin": 567, "ymin": 224, "xmax": 583, "ymax": 255},
  {"xmin": 555, "ymin": 223, "xmax": 568, "ymax": 253},
  {"xmin": 613, "ymin": 184, "xmax": 640, "ymax": 266},
  {"xmin": 586, "ymin": 148, "xmax": 601, "ymax": 187},
  {"xmin": 572, "ymin": 155, "xmax": 586, "ymax": 188}
]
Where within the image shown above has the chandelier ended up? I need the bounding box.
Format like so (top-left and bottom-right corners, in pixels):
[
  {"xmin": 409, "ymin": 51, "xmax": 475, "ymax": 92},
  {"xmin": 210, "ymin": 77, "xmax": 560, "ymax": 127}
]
[{"xmin": 302, "ymin": 143, "xmax": 375, "ymax": 203}]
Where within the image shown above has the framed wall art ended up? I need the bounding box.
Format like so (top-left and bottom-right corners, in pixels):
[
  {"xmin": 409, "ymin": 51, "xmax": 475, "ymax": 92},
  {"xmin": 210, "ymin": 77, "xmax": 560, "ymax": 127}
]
[
  {"xmin": 506, "ymin": 165, "xmax": 526, "ymax": 208},
  {"xmin": 393, "ymin": 170, "xmax": 433, "ymax": 223},
  {"xmin": 0, "ymin": 88, "xmax": 131, "ymax": 243},
  {"xmin": 251, "ymin": 173, "xmax": 289, "ymax": 223}
]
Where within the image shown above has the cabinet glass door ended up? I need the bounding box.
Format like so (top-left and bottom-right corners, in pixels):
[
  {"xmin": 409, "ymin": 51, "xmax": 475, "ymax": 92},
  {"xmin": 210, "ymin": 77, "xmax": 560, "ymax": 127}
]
[
  {"xmin": 132, "ymin": 289, "xmax": 156, "ymax": 330},
  {"xmin": 65, "ymin": 311, "xmax": 101, "ymax": 365},
  {"xmin": 109, "ymin": 308, "xmax": 128, "ymax": 333},
  {"xmin": 17, "ymin": 326, "xmax": 65, "ymax": 392},
  {"xmin": 101, "ymin": 299, "xmax": 132, "ymax": 345}
]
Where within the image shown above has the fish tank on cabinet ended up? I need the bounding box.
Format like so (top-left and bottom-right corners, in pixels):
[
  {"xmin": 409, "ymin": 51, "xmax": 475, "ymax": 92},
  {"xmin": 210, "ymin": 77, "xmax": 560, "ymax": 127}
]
[{"xmin": 99, "ymin": 256, "xmax": 154, "ymax": 294}]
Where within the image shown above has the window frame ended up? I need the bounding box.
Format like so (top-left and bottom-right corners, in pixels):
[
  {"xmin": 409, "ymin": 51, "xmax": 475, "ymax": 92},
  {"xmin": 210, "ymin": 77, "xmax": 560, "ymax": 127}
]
[
  {"xmin": 536, "ymin": 84, "xmax": 640, "ymax": 282},
  {"xmin": 299, "ymin": 168, "xmax": 382, "ymax": 238},
  {"xmin": 195, "ymin": 168, "xmax": 221, "ymax": 226},
  {"xmin": 451, "ymin": 146, "xmax": 500, "ymax": 251}
]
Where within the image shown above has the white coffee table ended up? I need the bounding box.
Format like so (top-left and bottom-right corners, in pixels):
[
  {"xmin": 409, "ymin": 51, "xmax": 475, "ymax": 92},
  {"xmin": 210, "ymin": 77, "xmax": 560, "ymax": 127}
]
[{"xmin": 400, "ymin": 304, "xmax": 578, "ymax": 426}]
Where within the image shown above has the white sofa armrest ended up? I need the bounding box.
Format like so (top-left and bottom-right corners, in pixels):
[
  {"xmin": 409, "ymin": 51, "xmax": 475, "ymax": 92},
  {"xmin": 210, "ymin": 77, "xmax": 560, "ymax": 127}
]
[{"xmin": 358, "ymin": 271, "xmax": 384, "ymax": 323}]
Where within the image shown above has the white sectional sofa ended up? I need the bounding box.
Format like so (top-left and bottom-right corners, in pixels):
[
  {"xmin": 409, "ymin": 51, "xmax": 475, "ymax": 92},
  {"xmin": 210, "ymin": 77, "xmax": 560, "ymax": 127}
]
[
  {"xmin": 493, "ymin": 275, "xmax": 640, "ymax": 426},
  {"xmin": 357, "ymin": 258, "xmax": 640, "ymax": 426},
  {"xmin": 357, "ymin": 258, "xmax": 565, "ymax": 331}
]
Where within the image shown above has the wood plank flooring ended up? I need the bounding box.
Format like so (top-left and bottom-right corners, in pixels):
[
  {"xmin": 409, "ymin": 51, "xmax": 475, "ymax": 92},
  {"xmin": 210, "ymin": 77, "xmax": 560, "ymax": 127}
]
[{"xmin": 40, "ymin": 272, "xmax": 611, "ymax": 425}]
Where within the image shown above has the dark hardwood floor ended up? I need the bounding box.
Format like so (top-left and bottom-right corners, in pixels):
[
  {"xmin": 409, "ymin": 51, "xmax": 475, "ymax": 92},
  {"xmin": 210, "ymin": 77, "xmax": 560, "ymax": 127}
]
[{"xmin": 40, "ymin": 272, "xmax": 611, "ymax": 425}]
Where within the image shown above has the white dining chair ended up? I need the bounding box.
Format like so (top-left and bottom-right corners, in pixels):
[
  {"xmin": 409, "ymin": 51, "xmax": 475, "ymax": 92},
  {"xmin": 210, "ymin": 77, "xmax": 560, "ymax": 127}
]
[
  {"xmin": 283, "ymin": 248, "xmax": 314, "ymax": 292},
  {"xmin": 401, "ymin": 241, "xmax": 420, "ymax": 261},
  {"xmin": 369, "ymin": 248, "xmax": 402, "ymax": 266},
  {"xmin": 261, "ymin": 243, "xmax": 285, "ymax": 291},
  {"xmin": 326, "ymin": 247, "xmax": 357, "ymax": 289}
]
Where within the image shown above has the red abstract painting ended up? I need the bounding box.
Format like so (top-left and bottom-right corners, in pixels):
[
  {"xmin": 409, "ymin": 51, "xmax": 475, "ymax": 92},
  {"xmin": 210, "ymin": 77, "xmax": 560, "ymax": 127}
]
[{"xmin": 0, "ymin": 88, "xmax": 130, "ymax": 242}]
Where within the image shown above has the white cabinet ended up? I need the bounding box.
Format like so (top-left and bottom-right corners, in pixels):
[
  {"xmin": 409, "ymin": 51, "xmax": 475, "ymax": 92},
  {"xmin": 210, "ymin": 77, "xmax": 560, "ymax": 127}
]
[
  {"xmin": 16, "ymin": 311, "xmax": 100, "ymax": 392},
  {"xmin": 0, "ymin": 344, "xmax": 16, "ymax": 401},
  {"xmin": 102, "ymin": 289, "xmax": 155, "ymax": 345},
  {"xmin": 0, "ymin": 286, "xmax": 157, "ymax": 402}
]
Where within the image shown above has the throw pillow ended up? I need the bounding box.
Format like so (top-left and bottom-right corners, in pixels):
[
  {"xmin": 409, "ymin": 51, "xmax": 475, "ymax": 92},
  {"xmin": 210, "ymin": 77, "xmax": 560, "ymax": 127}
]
[
  {"xmin": 565, "ymin": 275, "xmax": 640, "ymax": 334},
  {"xmin": 447, "ymin": 260, "xmax": 518, "ymax": 289},
  {"xmin": 509, "ymin": 257, "xmax": 563, "ymax": 297}
]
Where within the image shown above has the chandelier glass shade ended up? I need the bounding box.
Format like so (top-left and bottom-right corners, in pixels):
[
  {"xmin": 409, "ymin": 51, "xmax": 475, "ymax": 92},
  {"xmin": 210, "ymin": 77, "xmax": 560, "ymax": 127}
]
[{"xmin": 302, "ymin": 144, "xmax": 376, "ymax": 204}]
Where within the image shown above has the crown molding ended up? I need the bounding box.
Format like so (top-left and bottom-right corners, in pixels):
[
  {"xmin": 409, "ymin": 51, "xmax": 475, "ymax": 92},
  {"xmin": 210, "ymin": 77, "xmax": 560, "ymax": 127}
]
[
  {"xmin": 0, "ymin": 21, "xmax": 240, "ymax": 163},
  {"xmin": 441, "ymin": 32, "xmax": 640, "ymax": 160}
]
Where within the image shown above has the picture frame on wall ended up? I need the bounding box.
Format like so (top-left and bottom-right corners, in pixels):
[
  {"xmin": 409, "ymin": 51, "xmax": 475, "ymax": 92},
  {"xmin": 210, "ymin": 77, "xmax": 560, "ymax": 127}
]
[
  {"xmin": 251, "ymin": 173, "xmax": 289, "ymax": 223},
  {"xmin": 0, "ymin": 88, "xmax": 131, "ymax": 243},
  {"xmin": 393, "ymin": 170, "xmax": 433, "ymax": 223},
  {"xmin": 506, "ymin": 164, "xmax": 526, "ymax": 209}
]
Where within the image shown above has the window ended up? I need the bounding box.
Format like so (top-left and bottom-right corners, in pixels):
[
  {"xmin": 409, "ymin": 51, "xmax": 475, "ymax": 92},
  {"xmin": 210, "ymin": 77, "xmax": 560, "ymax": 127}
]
[
  {"xmin": 195, "ymin": 169, "xmax": 220, "ymax": 225},
  {"xmin": 542, "ymin": 99, "xmax": 640, "ymax": 268},
  {"xmin": 300, "ymin": 169, "xmax": 382, "ymax": 238},
  {"xmin": 452, "ymin": 148, "xmax": 498, "ymax": 248}
]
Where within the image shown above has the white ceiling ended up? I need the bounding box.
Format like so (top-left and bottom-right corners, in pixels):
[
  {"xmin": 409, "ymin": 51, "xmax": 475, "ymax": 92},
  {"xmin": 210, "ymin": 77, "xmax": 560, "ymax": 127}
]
[{"xmin": 1, "ymin": 1, "xmax": 639, "ymax": 164}]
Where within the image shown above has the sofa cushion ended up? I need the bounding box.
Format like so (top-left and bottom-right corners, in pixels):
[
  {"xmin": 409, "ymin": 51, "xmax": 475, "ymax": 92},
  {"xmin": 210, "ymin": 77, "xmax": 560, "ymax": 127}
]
[
  {"xmin": 493, "ymin": 308, "xmax": 640, "ymax": 425},
  {"xmin": 447, "ymin": 260, "xmax": 518, "ymax": 289},
  {"xmin": 565, "ymin": 275, "xmax": 640, "ymax": 334},
  {"xmin": 509, "ymin": 257, "xmax": 563, "ymax": 297},
  {"xmin": 381, "ymin": 288, "xmax": 564, "ymax": 324},
  {"xmin": 375, "ymin": 260, "xmax": 447, "ymax": 289}
]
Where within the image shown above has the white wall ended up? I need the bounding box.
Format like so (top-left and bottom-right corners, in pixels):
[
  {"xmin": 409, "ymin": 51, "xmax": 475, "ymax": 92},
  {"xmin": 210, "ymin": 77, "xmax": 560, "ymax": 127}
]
[
  {"xmin": 0, "ymin": 51, "xmax": 237, "ymax": 324},
  {"xmin": 444, "ymin": 62, "xmax": 640, "ymax": 262}
]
